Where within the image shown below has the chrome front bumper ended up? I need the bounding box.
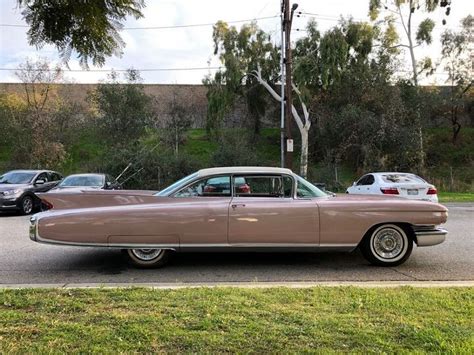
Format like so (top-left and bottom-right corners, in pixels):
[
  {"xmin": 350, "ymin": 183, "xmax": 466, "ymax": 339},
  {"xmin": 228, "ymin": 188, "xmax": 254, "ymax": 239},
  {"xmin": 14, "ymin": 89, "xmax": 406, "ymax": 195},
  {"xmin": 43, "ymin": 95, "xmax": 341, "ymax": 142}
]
[{"xmin": 413, "ymin": 226, "xmax": 448, "ymax": 247}]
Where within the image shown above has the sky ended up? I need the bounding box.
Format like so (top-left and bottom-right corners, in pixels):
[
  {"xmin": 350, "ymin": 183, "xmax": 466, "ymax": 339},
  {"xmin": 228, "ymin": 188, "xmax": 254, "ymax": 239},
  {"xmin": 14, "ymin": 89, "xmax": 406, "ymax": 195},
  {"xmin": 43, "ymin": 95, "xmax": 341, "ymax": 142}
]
[{"xmin": 0, "ymin": 0, "xmax": 472, "ymax": 84}]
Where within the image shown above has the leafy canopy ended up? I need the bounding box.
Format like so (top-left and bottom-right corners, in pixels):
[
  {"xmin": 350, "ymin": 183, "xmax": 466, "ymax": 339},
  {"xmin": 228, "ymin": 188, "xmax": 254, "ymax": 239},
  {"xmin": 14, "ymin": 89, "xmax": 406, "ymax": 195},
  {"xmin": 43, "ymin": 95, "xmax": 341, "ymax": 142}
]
[{"xmin": 17, "ymin": 0, "xmax": 145, "ymax": 67}]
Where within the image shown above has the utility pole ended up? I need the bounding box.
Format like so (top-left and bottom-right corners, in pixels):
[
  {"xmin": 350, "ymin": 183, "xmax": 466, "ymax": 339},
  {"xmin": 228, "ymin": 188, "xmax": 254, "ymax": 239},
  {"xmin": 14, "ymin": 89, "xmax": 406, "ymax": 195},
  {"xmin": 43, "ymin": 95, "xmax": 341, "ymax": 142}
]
[
  {"xmin": 283, "ymin": 0, "xmax": 297, "ymax": 170},
  {"xmin": 280, "ymin": 0, "xmax": 285, "ymax": 168}
]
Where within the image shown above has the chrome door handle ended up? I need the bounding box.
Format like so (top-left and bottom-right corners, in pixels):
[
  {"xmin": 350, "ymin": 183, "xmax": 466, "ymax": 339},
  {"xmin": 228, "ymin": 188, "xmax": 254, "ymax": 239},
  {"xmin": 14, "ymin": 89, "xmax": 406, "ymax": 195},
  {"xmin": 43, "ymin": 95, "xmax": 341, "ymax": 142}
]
[{"xmin": 231, "ymin": 204, "xmax": 246, "ymax": 209}]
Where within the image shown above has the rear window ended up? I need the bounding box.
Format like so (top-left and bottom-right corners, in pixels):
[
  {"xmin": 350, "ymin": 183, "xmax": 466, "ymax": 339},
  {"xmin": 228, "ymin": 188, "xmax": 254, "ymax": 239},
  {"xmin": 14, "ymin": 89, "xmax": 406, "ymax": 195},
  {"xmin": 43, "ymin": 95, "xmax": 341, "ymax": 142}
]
[{"xmin": 381, "ymin": 174, "xmax": 426, "ymax": 184}]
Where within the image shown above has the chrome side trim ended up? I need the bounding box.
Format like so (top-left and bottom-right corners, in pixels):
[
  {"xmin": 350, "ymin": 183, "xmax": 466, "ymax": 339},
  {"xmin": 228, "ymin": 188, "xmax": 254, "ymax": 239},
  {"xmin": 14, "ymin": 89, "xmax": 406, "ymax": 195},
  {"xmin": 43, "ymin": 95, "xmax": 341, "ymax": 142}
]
[
  {"xmin": 32, "ymin": 232, "xmax": 358, "ymax": 252},
  {"xmin": 414, "ymin": 227, "xmax": 447, "ymax": 247}
]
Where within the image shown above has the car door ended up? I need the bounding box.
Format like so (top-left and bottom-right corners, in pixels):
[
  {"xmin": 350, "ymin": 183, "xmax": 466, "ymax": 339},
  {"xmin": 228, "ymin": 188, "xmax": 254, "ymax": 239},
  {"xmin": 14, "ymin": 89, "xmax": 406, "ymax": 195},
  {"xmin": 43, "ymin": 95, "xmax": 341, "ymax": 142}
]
[
  {"xmin": 32, "ymin": 172, "xmax": 52, "ymax": 193},
  {"xmin": 48, "ymin": 172, "xmax": 62, "ymax": 188},
  {"xmin": 228, "ymin": 174, "xmax": 319, "ymax": 246},
  {"xmin": 172, "ymin": 175, "xmax": 232, "ymax": 246},
  {"xmin": 353, "ymin": 175, "xmax": 373, "ymax": 194},
  {"xmin": 361, "ymin": 174, "xmax": 375, "ymax": 194}
]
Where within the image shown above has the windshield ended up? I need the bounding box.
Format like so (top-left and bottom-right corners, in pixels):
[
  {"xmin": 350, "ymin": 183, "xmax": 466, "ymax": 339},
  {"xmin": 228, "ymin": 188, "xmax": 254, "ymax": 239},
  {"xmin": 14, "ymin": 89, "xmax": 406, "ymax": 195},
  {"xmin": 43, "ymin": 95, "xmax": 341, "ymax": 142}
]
[
  {"xmin": 59, "ymin": 175, "xmax": 104, "ymax": 187},
  {"xmin": 295, "ymin": 175, "xmax": 328, "ymax": 198},
  {"xmin": 155, "ymin": 172, "xmax": 199, "ymax": 196},
  {"xmin": 381, "ymin": 174, "xmax": 426, "ymax": 184},
  {"xmin": 0, "ymin": 172, "xmax": 36, "ymax": 184}
]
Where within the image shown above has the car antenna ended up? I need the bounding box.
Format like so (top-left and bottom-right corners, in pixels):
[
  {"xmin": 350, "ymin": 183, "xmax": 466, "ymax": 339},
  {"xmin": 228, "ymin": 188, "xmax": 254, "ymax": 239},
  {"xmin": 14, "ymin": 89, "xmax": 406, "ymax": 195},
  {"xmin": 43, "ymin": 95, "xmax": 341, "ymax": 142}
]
[
  {"xmin": 113, "ymin": 163, "xmax": 132, "ymax": 185},
  {"xmin": 118, "ymin": 168, "xmax": 144, "ymax": 187}
]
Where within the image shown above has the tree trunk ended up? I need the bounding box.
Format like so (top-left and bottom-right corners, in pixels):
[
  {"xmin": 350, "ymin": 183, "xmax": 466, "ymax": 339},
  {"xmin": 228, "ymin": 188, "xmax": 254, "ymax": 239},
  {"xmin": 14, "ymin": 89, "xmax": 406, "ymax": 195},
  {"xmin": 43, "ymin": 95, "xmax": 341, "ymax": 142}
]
[
  {"xmin": 452, "ymin": 106, "xmax": 461, "ymax": 145},
  {"xmin": 299, "ymin": 128, "xmax": 309, "ymax": 178}
]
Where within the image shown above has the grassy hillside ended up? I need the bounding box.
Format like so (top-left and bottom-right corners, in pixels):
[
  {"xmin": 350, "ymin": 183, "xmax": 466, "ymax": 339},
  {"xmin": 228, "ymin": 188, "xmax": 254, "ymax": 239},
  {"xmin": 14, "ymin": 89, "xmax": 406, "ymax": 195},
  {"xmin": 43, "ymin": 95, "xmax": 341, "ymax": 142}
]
[{"xmin": 0, "ymin": 127, "xmax": 472, "ymax": 194}]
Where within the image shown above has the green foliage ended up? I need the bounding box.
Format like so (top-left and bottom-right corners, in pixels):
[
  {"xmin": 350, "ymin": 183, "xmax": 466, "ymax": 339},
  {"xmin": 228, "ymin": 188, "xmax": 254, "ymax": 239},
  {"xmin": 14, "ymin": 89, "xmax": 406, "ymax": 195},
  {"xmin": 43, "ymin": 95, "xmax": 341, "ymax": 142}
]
[
  {"xmin": 160, "ymin": 91, "xmax": 193, "ymax": 155},
  {"xmin": 89, "ymin": 69, "xmax": 153, "ymax": 146},
  {"xmin": 416, "ymin": 18, "xmax": 436, "ymax": 44},
  {"xmin": 98, "ymin": 144, "xmax": 199, "ymax": 190},
  {"xmin": 368, "ymin": 0, "xmax": 448, "ymax": 86},
  {"xmin": 294, "ymin": 19, "xmax": 378, "ymax": 92},
  {"xmin": 18, "ymin": 0, "xmax": 145, "ymax": 67},
  {"xmin": 211, "ymin": 131, "xmax": 264, "ymax": 167},
  {"xmin": 0, "ymin": 58, "xmax": 76, "ymax": 169},
  {"xmin": 203, "ymin": 74, "xmax": 234, "ymax": 137},
  {"xmin": 205, "ymin": 21, "xmax": 280, "ymax": 135},
  {"xmin": 439, "ymin": 16, "xmax": 473, "ymax": 143}
]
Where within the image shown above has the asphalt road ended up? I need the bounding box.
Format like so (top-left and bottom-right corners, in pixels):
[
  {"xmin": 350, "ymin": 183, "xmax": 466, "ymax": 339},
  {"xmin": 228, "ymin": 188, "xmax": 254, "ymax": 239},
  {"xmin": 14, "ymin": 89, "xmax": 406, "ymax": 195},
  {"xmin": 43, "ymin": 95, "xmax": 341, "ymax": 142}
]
[{"xmin": 0, "ymin": 203, "xmax": 473, "ymax": 286}]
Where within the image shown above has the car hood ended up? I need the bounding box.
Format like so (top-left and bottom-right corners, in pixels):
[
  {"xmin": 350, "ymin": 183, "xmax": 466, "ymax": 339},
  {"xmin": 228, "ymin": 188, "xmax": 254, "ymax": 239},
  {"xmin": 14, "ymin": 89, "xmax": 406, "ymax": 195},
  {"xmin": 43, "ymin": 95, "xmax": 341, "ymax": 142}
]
[{"xmin": 0, "ymin": 184, "xmax": 29, "ymax": 192}]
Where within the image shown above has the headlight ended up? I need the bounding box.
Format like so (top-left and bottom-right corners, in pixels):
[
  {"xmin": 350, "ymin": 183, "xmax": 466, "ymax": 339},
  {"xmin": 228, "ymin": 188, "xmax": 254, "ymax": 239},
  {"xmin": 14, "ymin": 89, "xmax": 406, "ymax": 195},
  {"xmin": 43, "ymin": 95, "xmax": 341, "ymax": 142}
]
[{"xmin": 3, "ymin": 189, "xmax": 22, "ymax": 196}]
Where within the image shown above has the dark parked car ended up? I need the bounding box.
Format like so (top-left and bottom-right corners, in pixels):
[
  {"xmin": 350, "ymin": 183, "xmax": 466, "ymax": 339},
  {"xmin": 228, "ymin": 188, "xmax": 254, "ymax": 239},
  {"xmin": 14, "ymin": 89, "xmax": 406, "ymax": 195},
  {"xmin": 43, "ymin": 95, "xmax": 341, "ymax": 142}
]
[
  {"xmin": 47, "ymin": 173, "xmax": 120, "ymax": 193},
  {"xmin": 0, "ymin": 170, "xmax": 63, "ymax": 214}
]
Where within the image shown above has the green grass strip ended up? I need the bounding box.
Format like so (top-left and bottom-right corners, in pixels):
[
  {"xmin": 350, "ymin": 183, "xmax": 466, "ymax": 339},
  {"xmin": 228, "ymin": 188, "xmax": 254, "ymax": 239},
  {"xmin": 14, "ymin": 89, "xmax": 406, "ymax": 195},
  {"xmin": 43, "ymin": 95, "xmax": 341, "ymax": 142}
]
[
  {"xmin": 1, "ymin": 287, "xmax": 473, "ymax": 353},
  {"xmin": 439, "ymin": 192, "xmax": 474, "ymax": 203}
]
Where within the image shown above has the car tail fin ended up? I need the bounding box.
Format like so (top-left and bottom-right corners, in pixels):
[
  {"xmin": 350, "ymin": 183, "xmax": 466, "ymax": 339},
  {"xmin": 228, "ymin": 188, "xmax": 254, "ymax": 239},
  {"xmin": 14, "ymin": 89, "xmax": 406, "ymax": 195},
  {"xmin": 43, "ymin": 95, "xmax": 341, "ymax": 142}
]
[{"xmin": 36, "ymin": 190, "xmax": 158, "ymax": 210}]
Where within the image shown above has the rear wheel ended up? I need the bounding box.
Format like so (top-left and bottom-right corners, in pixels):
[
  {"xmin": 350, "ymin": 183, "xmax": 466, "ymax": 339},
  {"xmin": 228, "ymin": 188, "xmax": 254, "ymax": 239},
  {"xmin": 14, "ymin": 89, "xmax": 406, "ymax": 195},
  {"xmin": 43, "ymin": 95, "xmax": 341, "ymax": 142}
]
[
  {"xmin": 125, "ymin": 249, "xmax": 171, "ymax": 268},
  {"xmin": 360, "ymin": 224, "xmax": 413, "ymax": 266}
]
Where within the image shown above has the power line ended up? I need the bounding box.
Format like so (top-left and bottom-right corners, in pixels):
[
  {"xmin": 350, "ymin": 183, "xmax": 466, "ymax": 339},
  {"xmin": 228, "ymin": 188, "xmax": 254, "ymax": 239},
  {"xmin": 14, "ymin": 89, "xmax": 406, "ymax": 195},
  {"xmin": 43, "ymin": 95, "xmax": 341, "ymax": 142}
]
[
  {"xmin": 0, "ymin": 15, "xmax": 279, "ymax": 30},
  {"xmin": 0, "ymin": 66, "xmax": 223, "ymax": 72}
]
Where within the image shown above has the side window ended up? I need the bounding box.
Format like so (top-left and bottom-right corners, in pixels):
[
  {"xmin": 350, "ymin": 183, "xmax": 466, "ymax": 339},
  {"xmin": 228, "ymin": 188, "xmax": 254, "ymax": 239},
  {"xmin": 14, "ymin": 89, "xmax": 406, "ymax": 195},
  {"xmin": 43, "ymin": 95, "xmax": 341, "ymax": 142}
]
[
  {"xmin": 36, "ymin": 172, "xmax": 49, "ymax": 182},
  {"xmin": 366, "ymin": 174, "xmax": 375, "ymax": 185},
  {"xmin": 296, "ymin": 181, "xmax": 315, "ymax": 198},
  {"xmin": 50, "ymin": 173, "xmax": 62, "ymax": 181},
  {"xmin": 234, "ymin": 175, "xmax": 291, "ymax": 198},
  {"xmin": 356, "ymin": 175, "xmax": 368, "ymax": 186},
  {"xmin": 174, "ymin": 176, "xmax": 231, "ymax": 197}
]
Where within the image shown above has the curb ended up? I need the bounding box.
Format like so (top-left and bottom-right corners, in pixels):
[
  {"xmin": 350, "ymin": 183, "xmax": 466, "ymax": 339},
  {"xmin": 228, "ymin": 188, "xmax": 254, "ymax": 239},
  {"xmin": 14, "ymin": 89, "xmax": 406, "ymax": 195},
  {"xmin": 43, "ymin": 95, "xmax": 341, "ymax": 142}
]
[{"xmin": 1, "ymin": 281, "xmax": 473, "ymax": 289}]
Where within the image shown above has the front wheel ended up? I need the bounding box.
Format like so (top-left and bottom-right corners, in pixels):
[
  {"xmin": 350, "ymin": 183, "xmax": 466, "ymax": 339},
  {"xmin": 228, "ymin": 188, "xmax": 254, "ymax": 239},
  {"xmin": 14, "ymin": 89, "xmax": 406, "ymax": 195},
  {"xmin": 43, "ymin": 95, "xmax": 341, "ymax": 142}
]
[
  {"xmin": 20, "ymin": 195, "xmax": 34, "ymax": 215},
  {"xmin": 125, "ymin": 249, "xmax": 171, "ymax": 268},
  {"xmin": 360, "ymin": 224, "xmax": 413, "ymax": 266}
]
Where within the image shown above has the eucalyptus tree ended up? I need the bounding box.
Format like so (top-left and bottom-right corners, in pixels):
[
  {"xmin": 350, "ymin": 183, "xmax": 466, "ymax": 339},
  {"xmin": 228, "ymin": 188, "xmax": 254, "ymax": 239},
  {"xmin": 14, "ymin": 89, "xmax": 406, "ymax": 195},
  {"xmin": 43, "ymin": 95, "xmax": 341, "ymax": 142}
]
[
  {"xmin": 369, "ymin": 0, "xmax": 452, "ymax": 85},
  {"xmin": 90, "ymin": 69, "xmax": 153, "ymax": 145},
  {"xmin": 17, "ymin": 0, "xmax": 145, "ymax": 67},
  {"xmin": 204, "ymin": 21, "xmax": 280, "ymax": 136},
  {"xmin": 440, "ymin": 15, "xmax": 473, "ymax": 144},
  {"xmin": 292, "ymin": 19, "xmax": 422, "ymax": 173},
  {"xmin": 368, "ymin": 0, "xmax": 452, "ymax": 168}
]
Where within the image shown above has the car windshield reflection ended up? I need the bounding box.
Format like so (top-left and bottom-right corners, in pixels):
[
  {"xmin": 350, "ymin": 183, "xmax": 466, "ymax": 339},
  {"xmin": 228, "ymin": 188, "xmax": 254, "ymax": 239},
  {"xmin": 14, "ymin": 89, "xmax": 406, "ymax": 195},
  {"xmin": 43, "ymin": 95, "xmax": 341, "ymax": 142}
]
[{"xmin": 0, "ymin": 172, "xmax": 36, "ymax": 184}]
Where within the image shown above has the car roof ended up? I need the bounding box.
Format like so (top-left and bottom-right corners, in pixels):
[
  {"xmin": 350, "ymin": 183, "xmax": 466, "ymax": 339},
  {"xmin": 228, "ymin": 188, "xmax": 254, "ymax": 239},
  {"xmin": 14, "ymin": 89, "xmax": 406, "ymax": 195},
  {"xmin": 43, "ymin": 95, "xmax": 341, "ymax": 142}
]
[
  {"xmin": 372, "ymin": 172, "xmax": 416, "ymax": 176},
  {"xmin": 64, "ymin": 173, "xmax": 105, "ymax": 178},
  {"xmin": 4, "ymin": 169, "xmax": 49, "ymax": 174},
  {"xmin": 197, "ymin": 166, "xmax": 294, "ymax": 177}
]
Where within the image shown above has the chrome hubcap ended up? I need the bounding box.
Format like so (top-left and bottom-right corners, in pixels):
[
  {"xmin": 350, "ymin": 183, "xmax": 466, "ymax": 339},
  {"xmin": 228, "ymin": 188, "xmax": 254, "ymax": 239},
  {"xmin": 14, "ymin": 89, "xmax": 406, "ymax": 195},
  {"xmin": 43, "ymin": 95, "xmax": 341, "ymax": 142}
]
[
  {"xmin": 130, "ymin": 249, "xmax": 163, "ymax": 261},
  {"xmin": 373, "ymin": 228, "xmax": 404, "ymax": 259},
  {"xmin": 23, "ymin": 198, "xmax": 33, "ymax": 213}
]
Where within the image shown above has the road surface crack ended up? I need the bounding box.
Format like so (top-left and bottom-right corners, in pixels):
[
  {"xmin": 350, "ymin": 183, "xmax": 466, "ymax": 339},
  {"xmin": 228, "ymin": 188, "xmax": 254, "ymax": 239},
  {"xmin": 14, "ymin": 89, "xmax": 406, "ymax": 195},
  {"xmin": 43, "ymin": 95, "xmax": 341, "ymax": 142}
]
[{"xmin": 390, "ymin": 268, "xmax": 420, "ymax": 281}]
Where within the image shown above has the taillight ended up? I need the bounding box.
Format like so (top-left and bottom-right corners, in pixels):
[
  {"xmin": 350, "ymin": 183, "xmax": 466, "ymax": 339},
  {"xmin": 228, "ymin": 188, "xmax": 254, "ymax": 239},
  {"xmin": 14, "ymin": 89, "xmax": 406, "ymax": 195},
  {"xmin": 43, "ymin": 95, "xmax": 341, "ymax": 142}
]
[
  {"xmin": 41, "ymin": 200, "xmax": 54, "ymax": 210},
  {"xmin": 427, "ymin": 187, "xmax": 437, "ymax": 195},
  {"xmin": 203, "ymin": 185, "xmax": 216, "ymax": 193},
  {"xmin": 236, "ymin": 184, "xmax": 251, "ymax": 193},
  {"xmin": 381, "ymin": 187, "xmax": 399, "ymax": 195}
]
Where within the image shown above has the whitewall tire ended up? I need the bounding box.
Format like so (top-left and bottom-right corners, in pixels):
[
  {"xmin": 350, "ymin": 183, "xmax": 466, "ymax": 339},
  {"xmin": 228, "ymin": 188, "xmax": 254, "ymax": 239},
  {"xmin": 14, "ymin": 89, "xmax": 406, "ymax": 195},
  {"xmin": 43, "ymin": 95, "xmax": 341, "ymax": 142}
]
[
  {"xmin": 360, "ymin": 224, "xmax": 413, "ymax": 266},
  {"xmin": 125, "ymin": 248, "xmax": 171, "ymax": 268}
]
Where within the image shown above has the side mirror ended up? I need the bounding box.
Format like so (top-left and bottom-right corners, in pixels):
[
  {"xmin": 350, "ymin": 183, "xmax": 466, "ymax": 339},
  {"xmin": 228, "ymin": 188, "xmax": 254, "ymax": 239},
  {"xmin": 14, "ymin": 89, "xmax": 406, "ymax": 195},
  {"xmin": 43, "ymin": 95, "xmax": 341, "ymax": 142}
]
[
  {"xmin": 35, "ymin": 179, "xmax": 45, "ymax": 185},
  {"xmin": 352, "ymin": 182, "xmax": 356, "ymax": 186}
]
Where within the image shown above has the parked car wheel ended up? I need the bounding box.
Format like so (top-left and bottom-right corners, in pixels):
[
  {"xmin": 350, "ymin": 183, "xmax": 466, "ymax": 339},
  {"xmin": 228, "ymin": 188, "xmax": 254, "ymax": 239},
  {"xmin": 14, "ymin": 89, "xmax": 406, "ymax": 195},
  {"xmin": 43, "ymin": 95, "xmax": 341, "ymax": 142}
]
[
  {"xmin": 125, "ymin": 248, "xmax": 171, "ymax": 268},
  {"xmin": 20, "ymin": 195, "xmax": 34, "ymax": 215},
  {"xmin": 360, "ymin": 224, "xmax": 413, "ymax": 266}
]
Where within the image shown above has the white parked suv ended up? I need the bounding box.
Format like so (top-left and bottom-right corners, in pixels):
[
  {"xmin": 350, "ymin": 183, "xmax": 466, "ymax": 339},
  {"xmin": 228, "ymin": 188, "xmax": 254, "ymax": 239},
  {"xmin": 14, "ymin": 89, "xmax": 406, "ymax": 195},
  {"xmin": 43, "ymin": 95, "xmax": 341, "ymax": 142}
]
[{"xmin": 346, "ymin": 172, "xmax": 438, "ymax": 203}]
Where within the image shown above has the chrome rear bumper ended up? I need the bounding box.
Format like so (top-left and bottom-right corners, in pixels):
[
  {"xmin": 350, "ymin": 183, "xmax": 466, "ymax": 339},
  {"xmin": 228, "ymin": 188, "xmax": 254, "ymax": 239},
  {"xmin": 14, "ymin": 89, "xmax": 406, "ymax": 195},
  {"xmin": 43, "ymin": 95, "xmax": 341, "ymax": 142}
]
[{"xmin": 413, "ymin": 226, "xmax": 447, "ymax": 247}]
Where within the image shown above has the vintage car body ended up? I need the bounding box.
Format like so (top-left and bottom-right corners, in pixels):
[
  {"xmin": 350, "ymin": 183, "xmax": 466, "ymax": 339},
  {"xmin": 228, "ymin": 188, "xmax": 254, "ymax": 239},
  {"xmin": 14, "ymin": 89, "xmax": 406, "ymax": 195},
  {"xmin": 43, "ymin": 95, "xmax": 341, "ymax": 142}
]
[{"xmin": 30, "ymin": 167, "xmax": 448, "ymax": 268}]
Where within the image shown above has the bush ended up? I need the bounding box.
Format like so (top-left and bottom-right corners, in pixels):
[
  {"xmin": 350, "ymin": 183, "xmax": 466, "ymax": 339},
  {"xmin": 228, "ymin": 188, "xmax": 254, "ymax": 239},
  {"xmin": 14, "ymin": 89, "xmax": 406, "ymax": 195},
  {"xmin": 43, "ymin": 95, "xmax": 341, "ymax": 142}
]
[{"xmin": 211, "ymin": 131, "xmax": 264, "ymax": 167}]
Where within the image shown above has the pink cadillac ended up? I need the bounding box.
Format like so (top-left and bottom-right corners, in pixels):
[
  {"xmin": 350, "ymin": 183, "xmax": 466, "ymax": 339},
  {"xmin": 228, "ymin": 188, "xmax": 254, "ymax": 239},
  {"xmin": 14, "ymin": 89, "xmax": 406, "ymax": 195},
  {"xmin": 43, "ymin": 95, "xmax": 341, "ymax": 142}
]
[{"xmin": 30, "ymin": 167, "xmax": 448, "ymax": 268}]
